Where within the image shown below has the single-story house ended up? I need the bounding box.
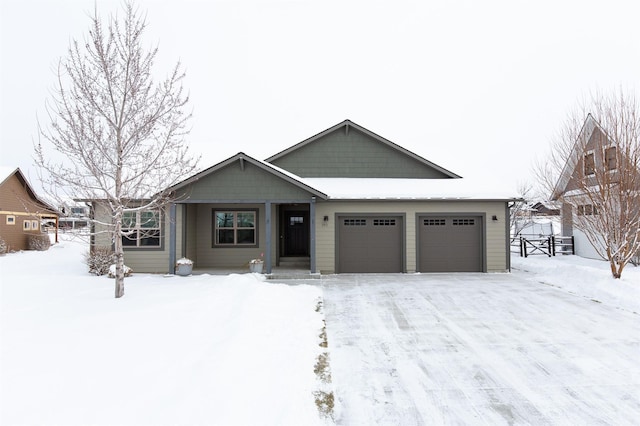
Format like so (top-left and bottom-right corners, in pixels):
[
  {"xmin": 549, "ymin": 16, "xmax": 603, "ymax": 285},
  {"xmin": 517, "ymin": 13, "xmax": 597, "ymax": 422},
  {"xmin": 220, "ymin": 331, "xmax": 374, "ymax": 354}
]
[
  {"xmin": 91, "ymin": 120, "xmax": 517, "ymax": 274},
  {"xmin": 0, "ymin": 167, "xmax": 59, "ymax": 252}
]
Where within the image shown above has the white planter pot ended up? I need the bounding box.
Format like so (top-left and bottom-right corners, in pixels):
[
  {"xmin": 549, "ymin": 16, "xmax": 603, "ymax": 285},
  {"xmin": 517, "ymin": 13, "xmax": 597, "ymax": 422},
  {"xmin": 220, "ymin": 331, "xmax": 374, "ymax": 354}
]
[
  {"xmin": 176, "ymin": 263, "xmax": 193, "ymax": 276},
  {"xmin": 249, "ymin": 262, "xmax": 264, "ymax": 273}
]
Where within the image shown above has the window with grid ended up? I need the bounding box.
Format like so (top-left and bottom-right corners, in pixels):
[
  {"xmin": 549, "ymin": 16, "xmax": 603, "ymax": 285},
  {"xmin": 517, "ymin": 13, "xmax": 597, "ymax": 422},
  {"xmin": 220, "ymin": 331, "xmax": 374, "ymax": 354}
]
[
  {"xmin": 452, "ymin": 219, "xmax": 475, "ymax": 226},
  {"xmin": 122, "ymin": 210, "xmax": 161, "ymax": 248},
  {"xmin": 424, "ymin": 219, "xmax": 446, "ymax": 226},
  {"xmin": 214, "ymin": 211, "xmax": 257, "ymax": 246},
  {"xmin": 344, "ymin": 219, "xmax": 366, "ymax": 226},
  {"xmin": 578, "ymin": 204, "xmax": 598, "ymax": 216}
]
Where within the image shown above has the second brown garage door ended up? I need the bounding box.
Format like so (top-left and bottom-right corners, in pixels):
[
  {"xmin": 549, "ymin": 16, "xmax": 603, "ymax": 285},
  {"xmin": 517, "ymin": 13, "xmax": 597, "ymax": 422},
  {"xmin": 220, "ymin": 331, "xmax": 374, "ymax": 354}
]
[
  {"xmin": 418, "ymin": 215, "xmax": 484, "ymax": 272},
  {"xmin": 337, "ymin": 215, "xmax": 403, "ymax": 273}
]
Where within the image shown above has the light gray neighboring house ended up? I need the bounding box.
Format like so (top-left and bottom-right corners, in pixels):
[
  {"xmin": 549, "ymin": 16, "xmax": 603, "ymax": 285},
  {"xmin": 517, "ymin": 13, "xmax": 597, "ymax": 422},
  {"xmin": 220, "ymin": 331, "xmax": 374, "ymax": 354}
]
[
  {"xmin": 551, "ymin": 114, "xmax": 640, "ymax": 260},
  {"xmin": 90, "ymin": 120, "xmax": 517, "ymax": 274}
]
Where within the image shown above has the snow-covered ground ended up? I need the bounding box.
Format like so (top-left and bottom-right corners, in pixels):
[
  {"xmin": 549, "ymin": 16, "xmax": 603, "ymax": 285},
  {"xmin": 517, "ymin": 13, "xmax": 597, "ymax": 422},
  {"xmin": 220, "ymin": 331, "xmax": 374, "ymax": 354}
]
[
  {"xmin": 0, "ymin": 235, "xmax": 327, "ymax": 425},
  {"xmin": 1, "ymin": 235, "xmax": 638, "ymax": 425},
  {"xmin": 323, "ymin": 265, "xmax": 639, "ymax": 424}
]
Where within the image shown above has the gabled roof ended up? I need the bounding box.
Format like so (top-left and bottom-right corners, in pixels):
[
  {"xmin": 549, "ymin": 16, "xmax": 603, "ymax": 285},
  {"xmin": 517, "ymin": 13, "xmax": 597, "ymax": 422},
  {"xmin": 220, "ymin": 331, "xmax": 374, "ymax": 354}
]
[
  {"xmin": 265, "ymin": 119, "xmax": 462, "ymax": 179},
  {"xmin": 0, "ymin": 167, "xmax": 58, "ymax": 213},
  {"xmin": 551, "ymin": 114, "xmax": 613, "ymax": 200},
  {"xmin": 167, "ymin": 152, "xmax": 329, "ymax": 199}
]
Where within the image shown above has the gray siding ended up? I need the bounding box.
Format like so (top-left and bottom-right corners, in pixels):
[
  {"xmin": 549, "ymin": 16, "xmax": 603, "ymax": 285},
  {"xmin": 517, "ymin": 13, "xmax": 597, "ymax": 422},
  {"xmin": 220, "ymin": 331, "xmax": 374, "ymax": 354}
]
[
  {"xmin": 92, "ymin": 202, "xmax": 179, "ymax": 274},
  {"xmin": 269, "ymin": 127, "xmax": 452, "ymax": 178},
  {"xmin": 176, "ymin": 161, "xmax": 315, "ymax": 201},
  {"xmin": 315, "ymin": 200, "xmax": 509, "ymax": 274},
  {"xmin": 191, "ymin": 203, "xmax": 275, "ymax": 269}
]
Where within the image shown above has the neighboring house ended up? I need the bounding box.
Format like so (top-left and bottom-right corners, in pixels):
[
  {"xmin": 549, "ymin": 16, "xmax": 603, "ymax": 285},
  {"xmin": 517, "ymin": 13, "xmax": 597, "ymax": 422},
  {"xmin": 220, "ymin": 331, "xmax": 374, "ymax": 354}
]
[
  {"xmin": 551, "ymin": 114, "xmax": 639, "ymax": 260},
  {"xmin": 0, "ymin": 167, "xmax": 59, "ymax": 252},
  {"xmin": 58, "ymin": 202, "xmax": 90, "ymax": 230},
  {"xmin": 530, "ymin": 201, "xmax": 560, "ymax": 217},
  {"xmin": 89, "ymin": 120, "xmax": 517, "ymax": 274}
]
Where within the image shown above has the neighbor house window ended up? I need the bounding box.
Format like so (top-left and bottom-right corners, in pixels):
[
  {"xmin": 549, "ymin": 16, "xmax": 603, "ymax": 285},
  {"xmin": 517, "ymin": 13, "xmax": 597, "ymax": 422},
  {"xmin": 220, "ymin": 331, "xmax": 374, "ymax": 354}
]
[
  {"xmin": 31, "ymin": 220, "xmax": 39, "ymax": 231},
  {"xmin": 23, "ymin": 220, "xmax": 30, "ymax": 230},
  {"xmin": 6, "ymin": 215, "xmax": 15, "ymax": 225},
  {"xmin": 121, "ymin": 210, "xmax": 161, "ymax": 248},
  {"xmin": 604, "ymin": 146, "xmax": 617, "ymax": 171},
  {"xmin": 583, "ymin": 151, "xmax": 595, "ymax": 176},
  {"xmin": 577, "ymin": 204, "xmax": 598, "ymax": 216},
  {"xmin": 214, "ymin": 210, "xmax": 257, "ymax": 246}
]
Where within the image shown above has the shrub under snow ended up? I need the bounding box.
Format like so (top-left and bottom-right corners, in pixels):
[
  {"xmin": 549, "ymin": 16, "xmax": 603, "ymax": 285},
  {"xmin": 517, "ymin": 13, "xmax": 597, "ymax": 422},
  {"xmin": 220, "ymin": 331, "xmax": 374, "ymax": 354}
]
[
  {"xmin": 28, "ymin": 234, "xmax": 51, "ymax": 251},
  {"xmin": 86, "ymin": 247, "xmax": 116, "ymax": 276}
]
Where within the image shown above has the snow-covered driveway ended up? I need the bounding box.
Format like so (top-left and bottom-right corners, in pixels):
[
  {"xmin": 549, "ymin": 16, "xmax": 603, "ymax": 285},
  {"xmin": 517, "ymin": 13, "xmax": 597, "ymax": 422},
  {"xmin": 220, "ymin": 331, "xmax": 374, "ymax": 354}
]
[{"xmin": 319, "ymin": 273, "xmax": 639, "ymax": 425}]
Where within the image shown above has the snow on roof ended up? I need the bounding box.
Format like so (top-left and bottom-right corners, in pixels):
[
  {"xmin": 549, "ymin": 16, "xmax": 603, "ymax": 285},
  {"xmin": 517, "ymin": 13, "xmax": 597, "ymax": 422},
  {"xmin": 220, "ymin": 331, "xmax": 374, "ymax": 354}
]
[{"xmin": 303, "ymin": 178, "xmax": 519, "ymax": 200}]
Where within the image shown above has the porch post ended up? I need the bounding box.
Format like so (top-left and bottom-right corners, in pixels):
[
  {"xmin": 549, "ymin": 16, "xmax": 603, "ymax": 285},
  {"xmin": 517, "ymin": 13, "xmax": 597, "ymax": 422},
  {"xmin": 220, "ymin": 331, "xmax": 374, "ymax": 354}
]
[
  {"xmin": 265, "ymin": 201, "xmax": 272, "ymax": 274},
  {"xmin": 310, "ymin": 197, "xmax": 316, "ymax": 273},
  {"xmin": 169, "ymin": 203, "xmax": 177, "ymax": 274}
]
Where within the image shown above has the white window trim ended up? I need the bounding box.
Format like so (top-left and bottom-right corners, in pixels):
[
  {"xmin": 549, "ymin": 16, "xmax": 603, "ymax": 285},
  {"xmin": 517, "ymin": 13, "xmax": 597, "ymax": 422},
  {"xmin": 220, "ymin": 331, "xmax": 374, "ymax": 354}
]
[{"xmin": 6, "ymin": 215, "xmax": 15, "ymax": 225}]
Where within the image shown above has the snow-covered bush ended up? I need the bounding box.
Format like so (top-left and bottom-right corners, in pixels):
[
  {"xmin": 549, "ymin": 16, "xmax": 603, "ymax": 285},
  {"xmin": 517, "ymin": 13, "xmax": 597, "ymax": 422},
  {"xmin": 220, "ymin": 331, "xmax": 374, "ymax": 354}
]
[
  {"xmin": 28, "ymin": 234, "xmax": 51, "ymax": 251},
  {"xmin": 86, "ymin": 247, "xmax": 116, "ymax": 276},
  {"xmin": 0, "ymin": 235, "xmax": 6, "ymax": 255},
  {"xmin": 108, "ymin": 264, "xmax": 132, "ymax": 278}
]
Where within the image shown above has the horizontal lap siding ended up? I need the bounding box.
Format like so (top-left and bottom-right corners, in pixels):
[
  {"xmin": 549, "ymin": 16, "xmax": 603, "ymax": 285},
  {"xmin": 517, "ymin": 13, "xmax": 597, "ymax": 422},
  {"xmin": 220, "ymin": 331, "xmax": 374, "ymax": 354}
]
[
  {"xmin": 315, "ymin": 201, "xmax": 508, "ymax": 273},
  {"xmin": 193, "ymin": 203, "xmax": 275, "ymax": 269},
  {"xmin": 123, "ymin": 207, "xmax": 181, "ymax": 273},
  {"xmin": 93, "ymin": 203, "xmax": 181, "ymax": 274}
]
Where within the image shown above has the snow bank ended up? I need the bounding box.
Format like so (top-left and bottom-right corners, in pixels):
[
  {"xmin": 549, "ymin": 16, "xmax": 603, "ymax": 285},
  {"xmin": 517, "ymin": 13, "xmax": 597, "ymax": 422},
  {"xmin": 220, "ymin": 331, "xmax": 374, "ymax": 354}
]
[
  {"xmin": 512, "ymin": 254, "xmax": 640, "ymax": 313},
  {"xmin": 0, "ymin": 236, "xmax": 326, "ymax": 425}
]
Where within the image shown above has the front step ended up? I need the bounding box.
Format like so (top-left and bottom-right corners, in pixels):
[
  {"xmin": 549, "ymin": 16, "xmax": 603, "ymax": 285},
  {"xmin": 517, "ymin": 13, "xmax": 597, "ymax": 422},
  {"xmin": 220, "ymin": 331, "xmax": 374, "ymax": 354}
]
[{"xmin": 278, "ymin": 256, "xmax": 311, "ymax": 268}]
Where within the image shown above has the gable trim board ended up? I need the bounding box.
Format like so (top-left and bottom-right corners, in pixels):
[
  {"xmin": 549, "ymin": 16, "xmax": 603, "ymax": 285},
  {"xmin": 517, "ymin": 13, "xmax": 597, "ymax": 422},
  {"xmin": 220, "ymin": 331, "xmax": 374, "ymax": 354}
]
[{"xmin": 89, "ymin": 120, "xmax": 515, "ymax": 274}]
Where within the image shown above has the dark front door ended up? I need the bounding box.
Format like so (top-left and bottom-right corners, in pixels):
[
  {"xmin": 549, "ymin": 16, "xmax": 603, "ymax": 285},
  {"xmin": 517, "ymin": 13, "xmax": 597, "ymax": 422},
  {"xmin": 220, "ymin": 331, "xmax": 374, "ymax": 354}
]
[{"xmin": 284, "ymin": 211, "xmax": 309, "ymax": 256}]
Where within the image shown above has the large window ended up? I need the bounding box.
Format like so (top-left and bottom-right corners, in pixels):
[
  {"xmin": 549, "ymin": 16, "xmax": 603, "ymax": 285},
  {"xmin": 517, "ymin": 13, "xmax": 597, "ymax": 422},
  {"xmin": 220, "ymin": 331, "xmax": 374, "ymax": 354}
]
[
  {"xmin": 214, "ymin": 210, "xmax": 257, "ymax": 246},
  {"xmin": 122, "ymin": 210, "xmax": 161, "ymax": 248}
]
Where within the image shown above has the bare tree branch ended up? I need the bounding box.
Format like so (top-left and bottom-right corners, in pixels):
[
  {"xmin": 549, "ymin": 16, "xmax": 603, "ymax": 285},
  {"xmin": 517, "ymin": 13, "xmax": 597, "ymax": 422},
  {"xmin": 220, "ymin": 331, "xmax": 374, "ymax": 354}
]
[
  {"xmin": 36, "ymin": 1, "xmax": 200, "ymax": 297},
  {"xmin": 538, "ymin": 89, "xmax": 640, "ymax": 278}
]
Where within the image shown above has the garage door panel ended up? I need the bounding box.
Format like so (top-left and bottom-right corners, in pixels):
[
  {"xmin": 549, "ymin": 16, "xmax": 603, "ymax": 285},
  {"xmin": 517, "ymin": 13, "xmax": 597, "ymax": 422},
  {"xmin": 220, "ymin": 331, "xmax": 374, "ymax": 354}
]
[
  {"xmin": 338, "ymin": 216, "xmax": 403, "ymax": 273},
  {"xmin": 419, "ymin": 216, "xmax": 483, "ymax": 272}
]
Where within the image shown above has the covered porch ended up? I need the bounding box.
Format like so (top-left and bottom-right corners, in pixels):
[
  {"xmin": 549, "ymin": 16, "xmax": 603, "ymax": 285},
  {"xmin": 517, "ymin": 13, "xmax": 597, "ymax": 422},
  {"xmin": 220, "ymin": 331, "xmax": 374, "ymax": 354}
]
[{"xmin": 168, "ymin": 199, "xmax": 319, "ymax": 276}]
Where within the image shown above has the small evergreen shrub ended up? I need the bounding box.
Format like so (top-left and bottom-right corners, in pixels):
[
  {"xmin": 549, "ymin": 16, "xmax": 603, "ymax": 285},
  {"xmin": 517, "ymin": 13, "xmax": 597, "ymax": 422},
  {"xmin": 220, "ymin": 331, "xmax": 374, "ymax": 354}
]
[
  {"xmin": 0, "ymin": 236, "xmax": 7, "ymax": 255},
  {"xmin": 86, "ymin": 247, "xmax": 116, "ymax": 276},
  {"xmin": 28, "ymin": 234, "xmax": 51, "ymax": 251}
]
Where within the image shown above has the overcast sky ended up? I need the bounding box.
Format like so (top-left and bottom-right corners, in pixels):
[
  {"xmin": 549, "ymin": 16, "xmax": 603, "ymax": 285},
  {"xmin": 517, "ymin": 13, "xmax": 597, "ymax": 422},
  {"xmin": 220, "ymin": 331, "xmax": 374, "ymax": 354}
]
[{"xmin": 2, "ymin": 0, "xmax": 640, "ymax": 196}]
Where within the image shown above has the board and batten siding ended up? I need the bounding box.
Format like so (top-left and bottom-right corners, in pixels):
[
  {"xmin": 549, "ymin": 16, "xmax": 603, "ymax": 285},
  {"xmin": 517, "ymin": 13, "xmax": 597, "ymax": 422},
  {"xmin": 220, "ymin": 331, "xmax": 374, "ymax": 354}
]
[{"xmin": 315, "ymin": 200, "xmax": 509, "ymax": 274}]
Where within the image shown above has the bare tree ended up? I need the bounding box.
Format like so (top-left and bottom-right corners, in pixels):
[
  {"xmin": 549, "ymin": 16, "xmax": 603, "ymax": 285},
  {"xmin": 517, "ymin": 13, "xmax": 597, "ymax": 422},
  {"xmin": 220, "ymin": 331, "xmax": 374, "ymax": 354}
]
[
  {"xmin": 536, "ymin": 90, "xmax": 640, "ymax": 278},
  {"xmin": 36, "ymin": 2, "xmax": 199, "ymax": 297},
  {"xmin": 509, "ymin": 181, "xmax": 534, "ymax": 237}
]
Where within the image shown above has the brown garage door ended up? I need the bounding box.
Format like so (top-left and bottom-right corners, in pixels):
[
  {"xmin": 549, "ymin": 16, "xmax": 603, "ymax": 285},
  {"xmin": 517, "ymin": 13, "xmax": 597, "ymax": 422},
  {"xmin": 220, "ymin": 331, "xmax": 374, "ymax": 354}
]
[
  {"xmin": 418, "ymin": 215, "xmax": 483, "ymax": 272},
  {"xmin": 338, "ymin": 216, "xmax": 403, "ymax": 273}
]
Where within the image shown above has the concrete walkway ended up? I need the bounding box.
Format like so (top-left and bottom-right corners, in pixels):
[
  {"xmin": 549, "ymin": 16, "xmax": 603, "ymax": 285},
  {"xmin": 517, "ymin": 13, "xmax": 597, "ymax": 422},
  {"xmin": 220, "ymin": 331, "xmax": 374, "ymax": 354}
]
[{"xmin": 319, "ymin": 273, "xmax": 640, "ymax": 425}]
